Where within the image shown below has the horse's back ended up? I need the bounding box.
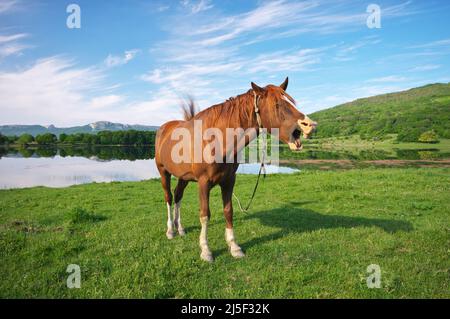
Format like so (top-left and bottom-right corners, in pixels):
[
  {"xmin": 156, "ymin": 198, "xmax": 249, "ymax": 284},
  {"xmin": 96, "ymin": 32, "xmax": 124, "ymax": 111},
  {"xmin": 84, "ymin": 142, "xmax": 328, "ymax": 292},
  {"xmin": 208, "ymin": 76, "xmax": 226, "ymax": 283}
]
[{"xmin": 156, "ymin": 120, "xmax": 184, "ymax": 158}]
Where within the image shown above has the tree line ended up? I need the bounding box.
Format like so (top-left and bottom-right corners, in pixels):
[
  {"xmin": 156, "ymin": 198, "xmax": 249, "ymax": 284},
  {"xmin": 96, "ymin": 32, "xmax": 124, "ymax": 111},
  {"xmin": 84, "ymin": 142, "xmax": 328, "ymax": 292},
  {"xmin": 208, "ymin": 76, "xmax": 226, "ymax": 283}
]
[{"xmin": 0, "ymin": 130, "xmax": 157, "ymax": 146}]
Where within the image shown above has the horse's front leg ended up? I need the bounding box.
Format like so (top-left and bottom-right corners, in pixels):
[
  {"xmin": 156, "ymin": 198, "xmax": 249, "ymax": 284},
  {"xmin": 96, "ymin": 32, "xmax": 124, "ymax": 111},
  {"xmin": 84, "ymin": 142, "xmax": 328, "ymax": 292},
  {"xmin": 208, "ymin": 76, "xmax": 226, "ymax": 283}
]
[
  {"xmin": 198, "ymin": 178, "xmax": 213, "ymax": 262},
  {"xmin": 221, "ymin": 176, "xmax": 245, "ymax": 258}
]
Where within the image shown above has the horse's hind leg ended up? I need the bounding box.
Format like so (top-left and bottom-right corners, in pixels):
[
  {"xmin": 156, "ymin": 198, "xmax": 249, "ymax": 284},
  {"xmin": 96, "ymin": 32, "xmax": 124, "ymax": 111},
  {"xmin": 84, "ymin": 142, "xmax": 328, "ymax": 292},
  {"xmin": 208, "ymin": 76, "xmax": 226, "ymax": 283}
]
[
  {"xmin": 159, "ymin": 169, "xmax": 175, "ymax": 239},
  {"xmin": 173, "ymin": 179, "xmax": 189, "ymax": 236},
  {"xmin": 198, "ymin": 178, "xmax": 213, "ymax": 262},
  {"xmin": 221, "ymin": 175, "xmax": 245, "ymax": 258}
]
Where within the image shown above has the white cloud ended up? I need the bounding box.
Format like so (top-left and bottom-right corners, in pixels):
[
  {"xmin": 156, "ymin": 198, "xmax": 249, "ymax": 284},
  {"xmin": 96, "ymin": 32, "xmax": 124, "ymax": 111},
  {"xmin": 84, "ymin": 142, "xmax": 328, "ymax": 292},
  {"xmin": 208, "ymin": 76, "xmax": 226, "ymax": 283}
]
[
  {"xmin": 408, "ymin": 38, "xmax": 450, "ymax": 49},
  {"xmin": 410, "ymin": 64, "xmax": 441, "ymax": 72},
  {"xmin": 0, "ymin": 33, "xmax": 28, "ymax": 43},
  {"xmin": 157, "ymin": 5, "xmax": 170, "ymax": 12},
  {"xmin": 0, "ymin": 0, "xmax": 17, "ymax": 14},
  {"xmin": 104, "ymin": 49, "xmax": 140, "ymax": 68},
  {"xmin": 0, "ymin": 43, "xmax": 29, "ymax": 58},
  {"xmin": 334, "ymin": 37, "xmax": 381, "ymax": 61},
  {"xmin": 0, "ymin": 33, "xmax": 30, "ymax": 59},
  {"xmin": 247, "ymin": 48, "xmax": 323, "ymax": 73},
  {"xmin": 367, "ymin": 75, "xmax": 408, "ymax": 83},
  {"xmin": 0, "ymin": 57, "xmax": 104, "ymax": 125},
  {"xmin": 181, "ymin": 0, "xmax": 213, "ymax": 14},
  {"xmin": 184, "ymin": 0, "xmax": 414, "ymax": 47},
  {"xmin": 0, "ymin": 56, "xmax": 189, "ymax": 126},
  {"xmin": 89, "ymin": 95, "xmax": 124, "ymax": 109}
]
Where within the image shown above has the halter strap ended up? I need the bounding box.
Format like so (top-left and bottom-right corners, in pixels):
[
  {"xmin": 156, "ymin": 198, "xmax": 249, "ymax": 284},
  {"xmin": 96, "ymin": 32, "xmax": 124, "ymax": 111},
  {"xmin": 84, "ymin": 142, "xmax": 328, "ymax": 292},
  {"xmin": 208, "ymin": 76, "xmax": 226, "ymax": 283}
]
[
  {"xmin": 233, "ymin": 91, "xmax": 267, "ymax": 213},
  {"xmin": 253, "ymin": 91, "xmax": 263, "ymax": 132}
]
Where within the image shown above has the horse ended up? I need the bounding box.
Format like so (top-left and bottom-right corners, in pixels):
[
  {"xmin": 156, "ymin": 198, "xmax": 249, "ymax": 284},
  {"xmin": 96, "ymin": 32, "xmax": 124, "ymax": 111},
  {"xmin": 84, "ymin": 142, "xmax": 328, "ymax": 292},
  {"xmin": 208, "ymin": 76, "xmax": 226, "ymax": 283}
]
[{"xmin": 155, "ymin": 77, "xmax": 317, "ymax": 262}]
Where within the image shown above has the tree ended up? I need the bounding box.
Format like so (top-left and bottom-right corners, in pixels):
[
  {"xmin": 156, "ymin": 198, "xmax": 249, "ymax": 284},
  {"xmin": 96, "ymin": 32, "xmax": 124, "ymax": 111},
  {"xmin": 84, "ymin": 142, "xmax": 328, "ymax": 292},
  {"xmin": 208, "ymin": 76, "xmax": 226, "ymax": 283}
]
[
  {"xmin": 418, "ymin": 130, "xmax": 439, "ymax": 143},
  {"xmin": 0, "ymin": 133, "xmax": 7, "ymax": 145},
  {"xmin": 16, "ymin": 133, "xmax": 34, "ymax": 145},
  {"xmin": 59, "ymin": 133, "xmax": 68, "ymax": 143},
  {"xmin": 35, "ymin": 133, "xmax": 57, "ymax": 144}
]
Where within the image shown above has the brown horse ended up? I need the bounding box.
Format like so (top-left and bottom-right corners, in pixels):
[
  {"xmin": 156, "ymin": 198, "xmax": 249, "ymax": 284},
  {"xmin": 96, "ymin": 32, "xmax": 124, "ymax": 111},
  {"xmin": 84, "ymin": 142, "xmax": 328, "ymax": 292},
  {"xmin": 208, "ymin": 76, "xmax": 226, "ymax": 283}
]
[{"xmin": 155, "ymin": 77, "xmax": 316, "ymax": 262}]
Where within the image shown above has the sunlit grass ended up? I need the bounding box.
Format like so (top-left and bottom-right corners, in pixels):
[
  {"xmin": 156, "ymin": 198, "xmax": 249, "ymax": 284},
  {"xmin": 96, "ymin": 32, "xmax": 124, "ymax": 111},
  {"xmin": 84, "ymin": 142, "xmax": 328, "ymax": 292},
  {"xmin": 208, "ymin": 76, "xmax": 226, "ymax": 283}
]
[{"xmin": 0, "ymin": 168, "xmax": 449, "ymax": 298}]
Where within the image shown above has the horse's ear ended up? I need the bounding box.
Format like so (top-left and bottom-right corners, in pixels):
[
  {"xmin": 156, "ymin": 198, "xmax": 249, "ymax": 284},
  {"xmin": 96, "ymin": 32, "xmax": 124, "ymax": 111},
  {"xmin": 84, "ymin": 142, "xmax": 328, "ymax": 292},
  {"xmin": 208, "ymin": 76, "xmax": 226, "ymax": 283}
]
[
  {"xmin": 280, "ymin": 77, "xmax": 289, "ymax": 91},
  {"xmin": 251, "ymin": 82, "xmax": 264, "ymax": 94}
]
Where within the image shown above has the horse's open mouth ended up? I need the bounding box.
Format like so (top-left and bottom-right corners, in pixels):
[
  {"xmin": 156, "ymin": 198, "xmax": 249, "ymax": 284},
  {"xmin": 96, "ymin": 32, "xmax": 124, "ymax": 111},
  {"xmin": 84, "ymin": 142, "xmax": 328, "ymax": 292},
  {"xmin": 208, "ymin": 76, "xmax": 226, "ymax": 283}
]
[{"xmin": 288, "ymin": 128, "xmax": 303, "ymax": 151}]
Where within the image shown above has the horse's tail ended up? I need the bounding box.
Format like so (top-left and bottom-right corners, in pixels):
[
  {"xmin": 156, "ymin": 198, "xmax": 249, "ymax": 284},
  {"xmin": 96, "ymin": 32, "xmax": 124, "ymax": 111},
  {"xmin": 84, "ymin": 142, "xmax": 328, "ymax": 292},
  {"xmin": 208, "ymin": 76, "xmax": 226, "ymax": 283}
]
[{"xmin": 180, "ymin": 96, "xmax": 197, "ymax": 121}]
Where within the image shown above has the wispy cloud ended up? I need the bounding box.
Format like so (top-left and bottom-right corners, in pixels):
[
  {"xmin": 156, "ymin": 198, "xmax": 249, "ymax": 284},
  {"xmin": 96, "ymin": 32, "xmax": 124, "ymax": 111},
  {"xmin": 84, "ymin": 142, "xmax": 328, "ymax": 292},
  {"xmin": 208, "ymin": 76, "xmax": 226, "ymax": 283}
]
[
  {"xmin": 0, "ymin": 33, "xmax": 30, "ymax": 59},
  {"xmin": 157, "ymin": 5, "xmax": 170, "ymax": 12},
  {"xmin": 104, "ymin": 49, "xmax": 140, "ymax": 68},
  {"xmin": 181, "ymin": 0, "xmax": 214, "ymax": 14},
  {"xmin": 0, "ymin": 0, "xmax": 18, "ymax": 14},
  {"xmin": 0, "ymin": 33, "xmax": 28, "ymax": 43},
  {"xmin": 89, "ymin": 95, "xmax": 124, "ymax": 109},
  {"xmin": 367, "ymin": 75, "xmax": 408, "ymax": 83},
  {"xmin": 0, "ymin": 55, "xmax": 185, "ymax": 125},
  {"xmin": 334, "ymin": 37, "xmax": 381, "ymax": 61},
  {"xmin": 408, "ymin": 38, "xmax": 450, "ymax": 49},
  {"xmin": 183, "ymin": 0, "xmax": 414, "ymax": 47},
  {"xmin": 0, "ymin": 57, "xmax": 105, "ymax": 125},
  {"xmin": 410, "ymin": 64, "xmax": 441, "ymax": 72}
]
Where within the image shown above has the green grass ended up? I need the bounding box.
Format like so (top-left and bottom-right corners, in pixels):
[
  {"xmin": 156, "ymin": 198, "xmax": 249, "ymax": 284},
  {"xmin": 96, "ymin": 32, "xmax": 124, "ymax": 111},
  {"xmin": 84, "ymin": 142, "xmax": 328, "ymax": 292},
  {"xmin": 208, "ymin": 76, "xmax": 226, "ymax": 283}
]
[{"xmin": 0, "ymin": 168, "xmax": 449, "ymax": 298}]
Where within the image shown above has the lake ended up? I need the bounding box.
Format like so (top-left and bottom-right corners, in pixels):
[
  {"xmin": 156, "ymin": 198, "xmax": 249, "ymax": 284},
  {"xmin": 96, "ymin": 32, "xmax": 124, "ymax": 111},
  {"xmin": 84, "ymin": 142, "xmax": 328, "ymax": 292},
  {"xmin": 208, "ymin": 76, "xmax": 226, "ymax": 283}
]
[
  {"xmin": 0, "ymin": 145, "xmax": 448, "ymax": 189},
  {"xmin": 0, "ymin": 146, "xmax": 298, "ymax": 189}
]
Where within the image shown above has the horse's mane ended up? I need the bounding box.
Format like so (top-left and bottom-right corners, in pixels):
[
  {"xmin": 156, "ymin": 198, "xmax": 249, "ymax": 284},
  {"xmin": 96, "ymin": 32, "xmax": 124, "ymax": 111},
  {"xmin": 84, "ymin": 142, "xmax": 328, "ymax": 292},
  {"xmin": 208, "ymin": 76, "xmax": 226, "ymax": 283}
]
[
  {"xmin": 180, "ymin": 97, "xmax": 197, "ymax": 121},
  {"xmin": 184, "ymin": 90, "xmax": 255, "ymax": 128}
]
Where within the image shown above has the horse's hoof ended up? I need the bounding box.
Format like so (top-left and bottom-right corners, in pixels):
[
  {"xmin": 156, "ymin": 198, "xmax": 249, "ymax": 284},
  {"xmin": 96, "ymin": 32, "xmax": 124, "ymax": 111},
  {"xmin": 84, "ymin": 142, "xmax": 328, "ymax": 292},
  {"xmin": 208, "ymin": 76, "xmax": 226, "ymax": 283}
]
[
  {"xmin": 166, "ymin": 230, "xmax": 175, "ymax": 240},
  {"xmin": 231, "ymin": 248, "xmax": 245, "ymax": 258},
  {"xmin": 200, "ymin": 251, "xmax": 214, "ymax": 262},
  {"xmin": 178, "ymin": 228, "xmax": 186, "ymax": 236}
]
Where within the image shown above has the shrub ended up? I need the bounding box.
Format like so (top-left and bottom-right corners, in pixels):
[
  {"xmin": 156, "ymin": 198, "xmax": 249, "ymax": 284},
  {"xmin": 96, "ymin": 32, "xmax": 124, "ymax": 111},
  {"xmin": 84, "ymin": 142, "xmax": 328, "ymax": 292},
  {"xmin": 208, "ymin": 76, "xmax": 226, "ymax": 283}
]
[
  {"xmin": 35, "ymin": 133, "xmax": 57, "ymax": 144},
  {"xmin": 16, "ymin": 134, "xmax": 34, "ymax": 145},
  {"xmin": 418, "ymin": 130, "xmax": 439, "ymax": 143}
]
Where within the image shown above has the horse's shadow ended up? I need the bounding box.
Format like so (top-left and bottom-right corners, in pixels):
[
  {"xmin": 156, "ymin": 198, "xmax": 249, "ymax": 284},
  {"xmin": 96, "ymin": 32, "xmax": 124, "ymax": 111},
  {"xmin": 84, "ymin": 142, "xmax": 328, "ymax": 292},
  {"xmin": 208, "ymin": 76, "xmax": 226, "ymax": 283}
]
[{"xmin": 215, "ymin": 201, "xmax": 413, "ymax": 257}]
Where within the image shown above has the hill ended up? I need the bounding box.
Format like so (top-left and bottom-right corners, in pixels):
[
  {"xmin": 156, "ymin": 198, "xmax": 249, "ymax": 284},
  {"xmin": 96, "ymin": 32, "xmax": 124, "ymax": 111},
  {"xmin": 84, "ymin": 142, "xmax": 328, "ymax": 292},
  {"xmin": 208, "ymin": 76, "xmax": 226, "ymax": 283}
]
[
  {"xmin": 309, "ymin": 83, "xmax": 450, "ymax": 141},
  {"xmin": 0, "ymin": 121, "xmax": 159, "ymax": 136}
]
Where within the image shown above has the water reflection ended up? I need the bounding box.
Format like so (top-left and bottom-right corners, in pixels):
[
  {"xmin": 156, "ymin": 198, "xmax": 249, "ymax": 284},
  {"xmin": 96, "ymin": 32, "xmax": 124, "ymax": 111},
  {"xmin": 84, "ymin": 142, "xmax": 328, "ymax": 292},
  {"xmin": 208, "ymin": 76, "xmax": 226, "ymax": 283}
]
[
  {"xmin": 1, "ymin": 145, "xmax": 447, "ymax": 161},
  {"xmin": 0, "ymin": 146, "xmax": 298, "ymax": 189},
  {"xmin": 0, "ymin": 145, "xmax": 153, "ymax": 160},
  {"xmin": 0, "ymin": 156, "xmax": 159, "ymax": 188},
  {"xmin": 0, "ymin": 145, "xmax": 448, "ymax": 189}
]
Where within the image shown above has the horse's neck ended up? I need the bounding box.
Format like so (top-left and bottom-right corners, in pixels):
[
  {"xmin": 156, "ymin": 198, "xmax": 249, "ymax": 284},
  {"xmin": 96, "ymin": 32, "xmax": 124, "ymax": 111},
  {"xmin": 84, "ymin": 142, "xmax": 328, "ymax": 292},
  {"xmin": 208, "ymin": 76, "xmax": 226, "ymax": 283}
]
[{"xmin": 217, "ymin": 95, "xmax": 260, "ymax": 158}]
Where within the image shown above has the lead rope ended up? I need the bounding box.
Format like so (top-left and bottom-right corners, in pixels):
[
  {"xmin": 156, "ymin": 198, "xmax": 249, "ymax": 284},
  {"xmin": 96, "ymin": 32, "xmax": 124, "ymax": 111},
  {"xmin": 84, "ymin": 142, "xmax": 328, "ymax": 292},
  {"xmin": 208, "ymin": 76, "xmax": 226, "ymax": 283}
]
[{"xmin": 233, "ymin": 91, "xmax": 266, "ymax": 213}]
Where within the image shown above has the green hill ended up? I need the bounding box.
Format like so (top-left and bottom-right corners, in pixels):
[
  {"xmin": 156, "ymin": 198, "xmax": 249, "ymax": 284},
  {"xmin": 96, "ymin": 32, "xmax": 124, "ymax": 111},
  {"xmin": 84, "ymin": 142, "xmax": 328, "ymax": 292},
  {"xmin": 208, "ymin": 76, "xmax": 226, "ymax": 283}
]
[{"xmin": 310, "ymin": 83, "xmax": 450, "ymax": 141}]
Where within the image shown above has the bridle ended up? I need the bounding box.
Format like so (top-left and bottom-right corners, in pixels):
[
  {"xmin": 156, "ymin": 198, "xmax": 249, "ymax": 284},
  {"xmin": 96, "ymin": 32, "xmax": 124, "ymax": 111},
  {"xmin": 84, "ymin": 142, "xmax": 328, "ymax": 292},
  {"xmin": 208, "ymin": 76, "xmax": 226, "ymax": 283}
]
[
  {"xmin": 253, "ymin": 90, "xmax": 263, "ymax": 131},
  {"xmin": 233, "ymin": 91, "xmax": 267, "ymax": 213}
]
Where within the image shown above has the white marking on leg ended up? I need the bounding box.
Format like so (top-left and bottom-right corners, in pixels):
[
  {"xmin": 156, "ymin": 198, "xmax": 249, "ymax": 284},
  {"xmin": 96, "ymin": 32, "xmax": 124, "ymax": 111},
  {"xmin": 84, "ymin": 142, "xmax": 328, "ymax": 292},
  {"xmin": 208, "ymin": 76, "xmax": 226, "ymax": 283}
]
[
  {"xmin": 166, "ymin": 203, "xmax": 175, "ymax": 239},
  {"xmin": 199, "ymin": 217, "xmax": 213, "ymax": 262},
  {"xmin": 225, "ymin": 228, "xmax": 245, "ymax": 258},
  {"xmin": 173, "ymin": 202, "xmax": 185, "ymax": 236}
]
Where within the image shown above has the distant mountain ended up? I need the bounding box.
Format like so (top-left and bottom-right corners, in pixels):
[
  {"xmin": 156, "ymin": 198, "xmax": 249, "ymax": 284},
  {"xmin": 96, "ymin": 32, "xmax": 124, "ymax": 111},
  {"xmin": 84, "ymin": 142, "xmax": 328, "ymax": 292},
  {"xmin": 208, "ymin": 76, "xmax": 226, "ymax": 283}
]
[
  {"xmin": 309, "ymin": 83, "xmax": 450, "ymax": 141},
  {"xmin": 0, "ymin": 121, "xmax": 159, "ymax": 136}
]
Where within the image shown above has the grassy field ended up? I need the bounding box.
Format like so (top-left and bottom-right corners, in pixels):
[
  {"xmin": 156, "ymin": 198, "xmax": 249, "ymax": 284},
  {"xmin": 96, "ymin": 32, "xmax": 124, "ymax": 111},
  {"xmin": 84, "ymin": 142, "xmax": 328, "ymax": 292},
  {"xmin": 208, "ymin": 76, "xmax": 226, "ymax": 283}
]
[{"xmin": 0, "ymin": 168, "xmax": 449, "ymax": 298}]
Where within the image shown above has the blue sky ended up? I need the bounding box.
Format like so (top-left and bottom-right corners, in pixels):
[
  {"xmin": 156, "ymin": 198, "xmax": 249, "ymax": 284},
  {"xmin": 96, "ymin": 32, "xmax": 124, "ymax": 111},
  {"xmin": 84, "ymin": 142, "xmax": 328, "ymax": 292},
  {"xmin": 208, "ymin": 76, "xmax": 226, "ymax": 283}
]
[{"xmin": 0, "ymin": 0, "xmax": 449, "ymax": 126}]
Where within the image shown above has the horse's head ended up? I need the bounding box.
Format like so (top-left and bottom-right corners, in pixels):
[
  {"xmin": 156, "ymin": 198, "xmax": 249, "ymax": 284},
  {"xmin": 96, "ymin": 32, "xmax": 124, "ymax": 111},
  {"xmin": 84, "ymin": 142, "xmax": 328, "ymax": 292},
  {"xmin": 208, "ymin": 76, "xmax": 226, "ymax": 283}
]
[{"xmin": 251, "ymin": 77, "xmax": 317, "ymax": 151}]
